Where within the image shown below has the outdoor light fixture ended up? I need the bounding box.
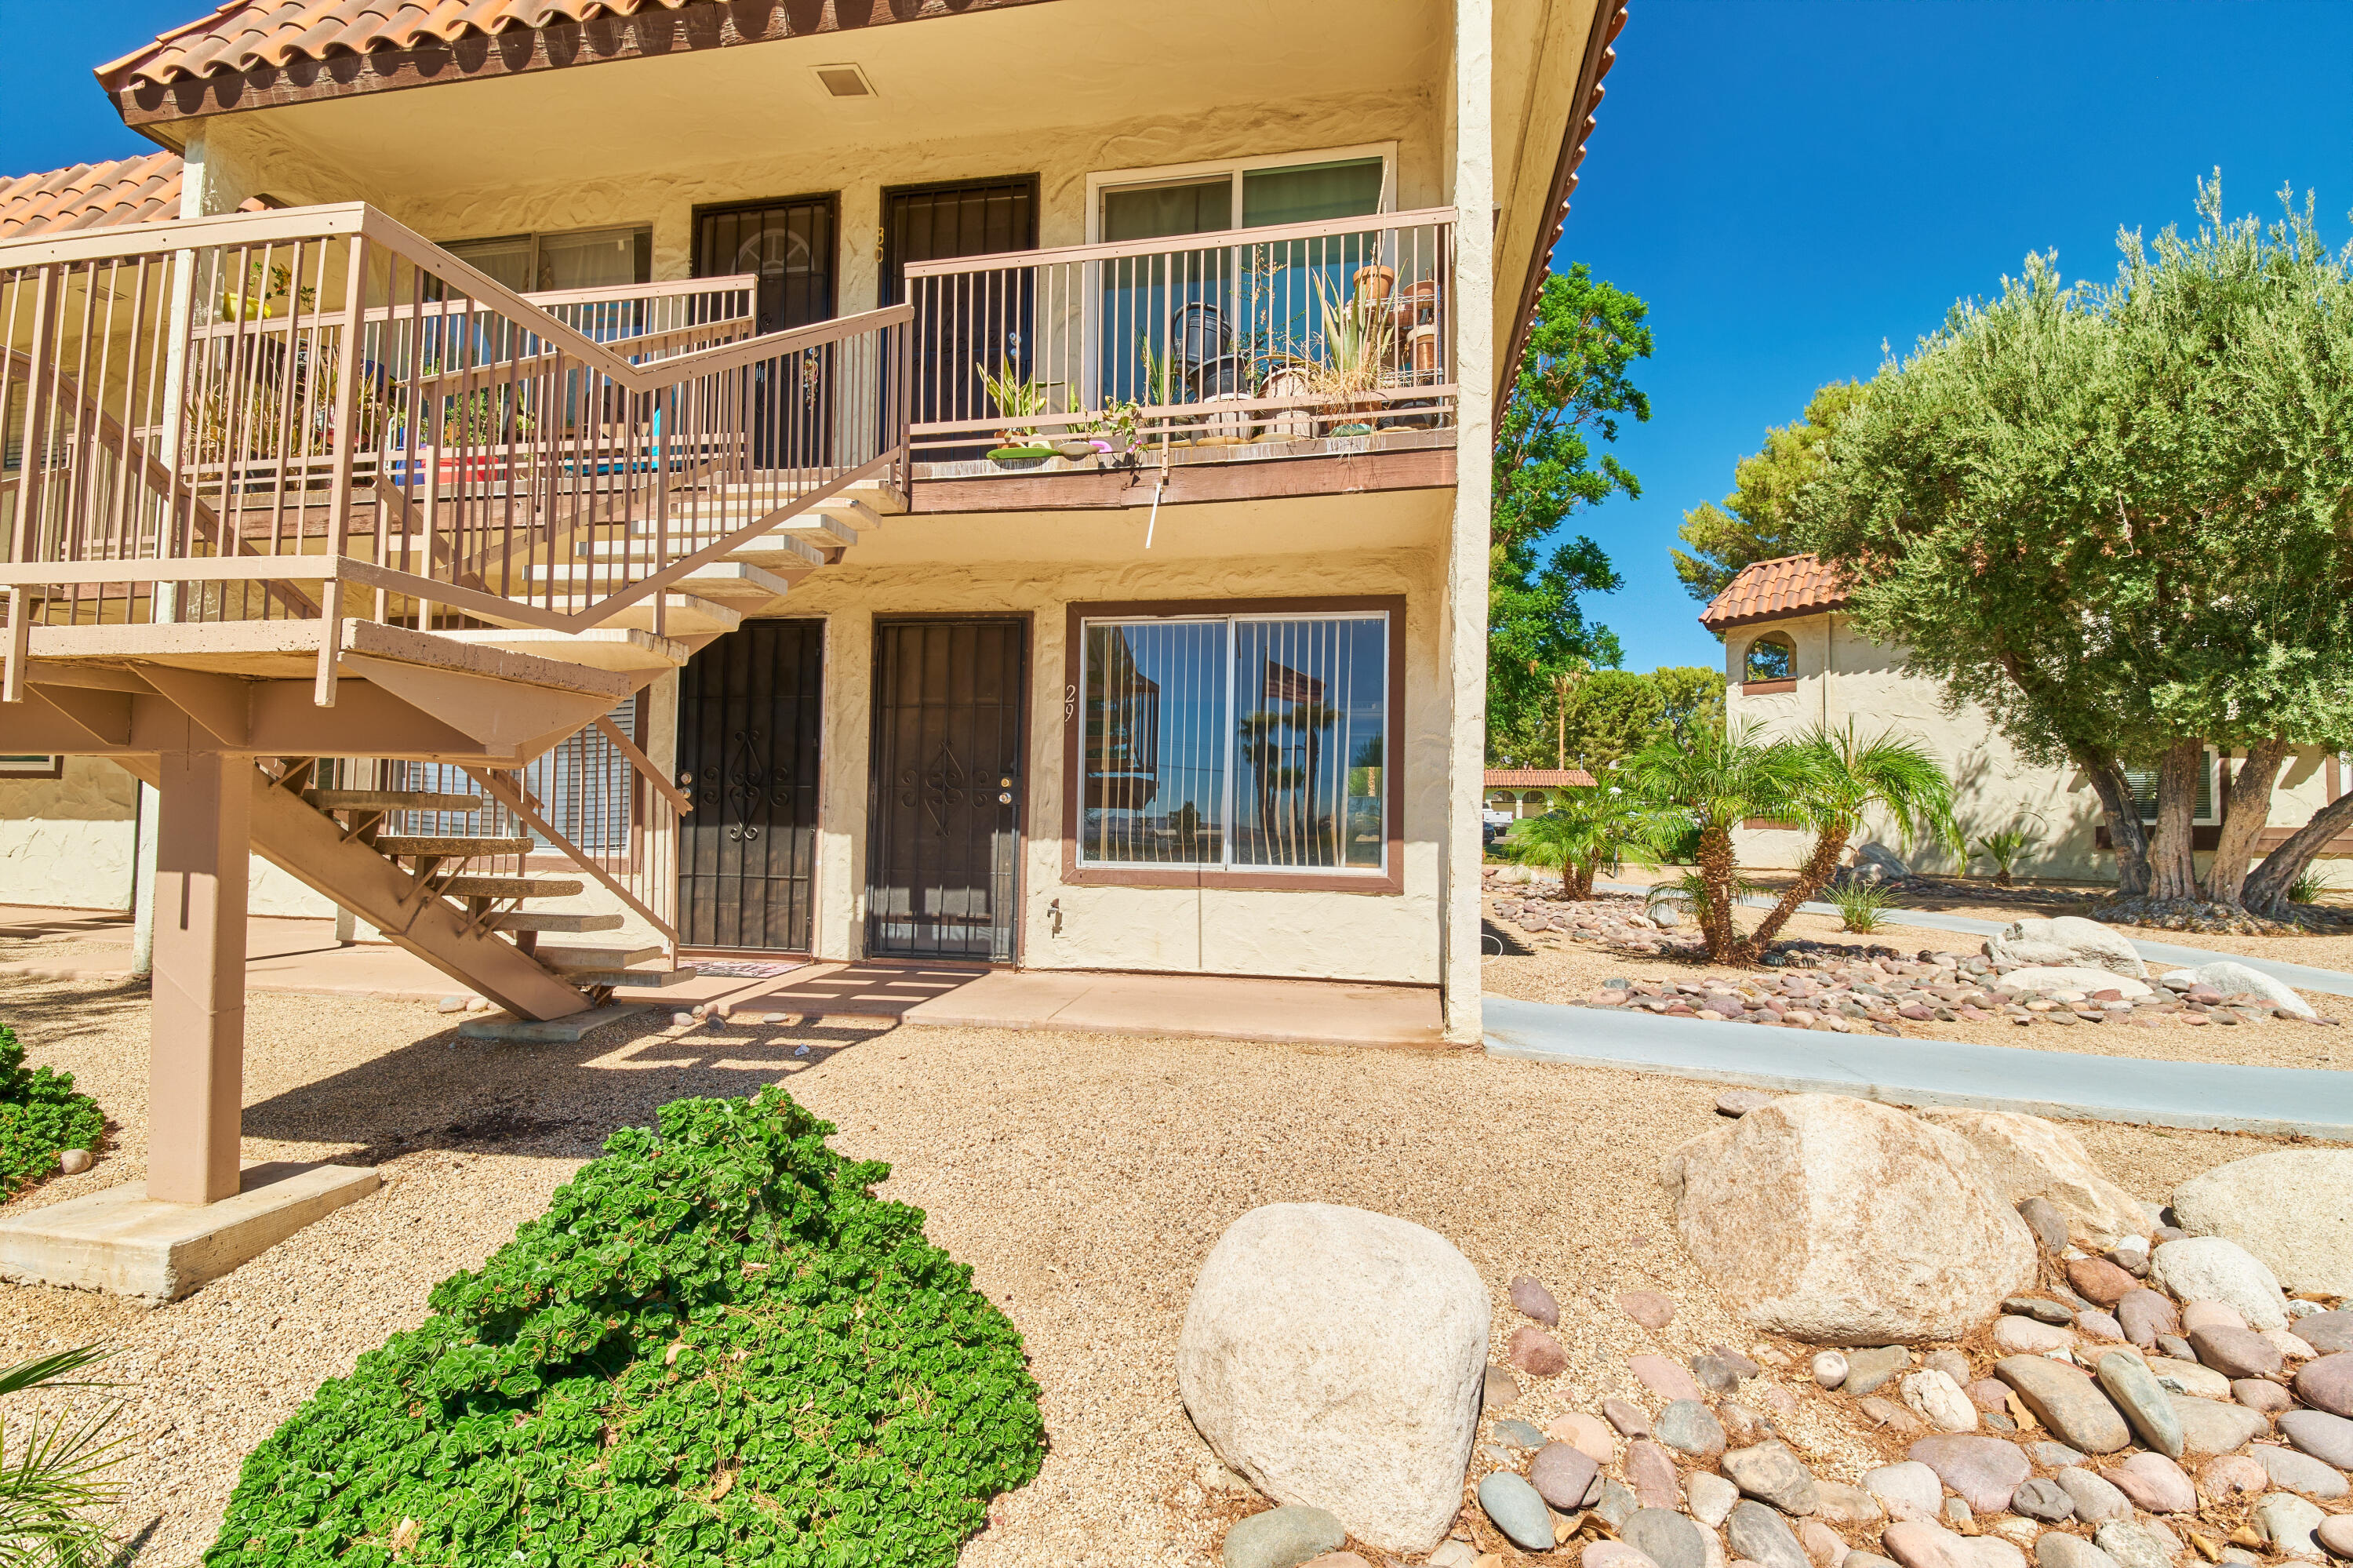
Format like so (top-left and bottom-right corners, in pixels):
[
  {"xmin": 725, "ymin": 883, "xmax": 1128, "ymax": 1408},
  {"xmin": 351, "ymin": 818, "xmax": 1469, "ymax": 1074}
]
[{"xmin": 812, "ymin": 64, "xmax": 875, "ymax": 98}]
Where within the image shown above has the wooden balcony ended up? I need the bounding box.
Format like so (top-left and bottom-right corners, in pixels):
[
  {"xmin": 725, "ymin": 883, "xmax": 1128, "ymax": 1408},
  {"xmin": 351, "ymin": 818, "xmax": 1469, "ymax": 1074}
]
[{"xmin": 899, "ymin": 208, "xmax": 1458, "ymax": 512}]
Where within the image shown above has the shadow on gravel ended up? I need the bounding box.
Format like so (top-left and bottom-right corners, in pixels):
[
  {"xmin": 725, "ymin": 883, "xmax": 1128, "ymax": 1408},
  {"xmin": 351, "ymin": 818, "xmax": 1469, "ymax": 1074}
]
[{"xmin": 239, "ymin": 1007, "xmax": 906, "ymax": 1164}]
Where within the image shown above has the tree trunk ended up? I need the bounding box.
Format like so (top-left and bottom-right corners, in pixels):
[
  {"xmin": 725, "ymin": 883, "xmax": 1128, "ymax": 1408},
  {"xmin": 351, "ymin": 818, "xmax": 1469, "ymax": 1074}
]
[
  {"xmin": 1694, "ymin": 823, "xmax": 1741, "ymax": 962},
  {"xmin": 2243, "ymin": 785, "xmax": 2353, "ymax": 917},
  {"xmin": 2146, "ymin": 740, "xmax": 2205, "ymax": 903},
  {"xmin": 1738, "ymin": 827, "xmax": 1851, "ymax": 961},
  {"xmin": 1567, "ymin": 862, "xmax": 1594, "ymax": 900},
  {"xmin": 2075, "ymin": 746, "xmax": 2151, "ymax": 897},
  {"xmin": 2206, "ymin": 737, "xmax": 2290, "ymax": 907}
]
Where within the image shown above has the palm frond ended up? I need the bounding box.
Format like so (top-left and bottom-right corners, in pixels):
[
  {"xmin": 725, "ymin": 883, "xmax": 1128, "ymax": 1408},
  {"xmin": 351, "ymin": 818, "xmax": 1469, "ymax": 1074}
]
[{"xmin": 0, "ymin": 1343, "xmax": 128, "ymax": 1567}]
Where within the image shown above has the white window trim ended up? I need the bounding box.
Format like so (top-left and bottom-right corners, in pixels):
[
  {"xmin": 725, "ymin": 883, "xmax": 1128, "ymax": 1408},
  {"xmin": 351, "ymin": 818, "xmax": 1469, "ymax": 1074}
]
[
  {"xmin": 1084, "ymin": 143, "xmax": 1398, "ymax": 244},
  {"xmin": 0, "ymin": 755, "xmax": 61, "ymax": 778},
  {"xmin": 1075, "ymin": 608, "xmax": 1391, "ymax": 877},
  {"xmin": 2126, "ymin": 746, "xmax": 2221, "ymax": 827}
]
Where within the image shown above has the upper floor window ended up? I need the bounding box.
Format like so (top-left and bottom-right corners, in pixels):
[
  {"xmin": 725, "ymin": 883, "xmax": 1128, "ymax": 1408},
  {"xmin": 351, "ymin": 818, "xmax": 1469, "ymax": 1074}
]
[
  {"xmin": 1092, "ymin": 147, "xmax": 1395, "ymax": 243},
  {"xmin": 443, "ymin": 225, "xmax": 651, "ymax": 295},
  {"xmin": 1744, "ymin": 634, "xmax": 1795, "ymax": 683}
]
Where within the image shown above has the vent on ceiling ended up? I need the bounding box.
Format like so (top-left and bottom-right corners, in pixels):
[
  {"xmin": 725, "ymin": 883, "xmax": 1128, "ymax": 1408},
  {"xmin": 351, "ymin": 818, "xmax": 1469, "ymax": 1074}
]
[{"xmin": 813, "ymin": 64, "xmax": 874, "ymax": 98}]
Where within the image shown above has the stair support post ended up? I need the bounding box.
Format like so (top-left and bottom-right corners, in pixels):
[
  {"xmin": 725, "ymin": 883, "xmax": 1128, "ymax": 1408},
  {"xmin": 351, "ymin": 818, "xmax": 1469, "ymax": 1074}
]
[{"xmin": 147, "ymin": 749, "xmax": 250, "ymax": 1206}]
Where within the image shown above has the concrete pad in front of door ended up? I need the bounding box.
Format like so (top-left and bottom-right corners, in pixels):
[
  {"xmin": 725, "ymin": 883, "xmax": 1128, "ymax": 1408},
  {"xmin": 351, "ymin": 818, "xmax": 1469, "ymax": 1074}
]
[
  {"xmin": 649, "ymin": 961, "xmax": 1448, "ymax": 1049},
  {"xmin": 0, "ymin": 1161, "xmax": 380, "ymax": 1303}
]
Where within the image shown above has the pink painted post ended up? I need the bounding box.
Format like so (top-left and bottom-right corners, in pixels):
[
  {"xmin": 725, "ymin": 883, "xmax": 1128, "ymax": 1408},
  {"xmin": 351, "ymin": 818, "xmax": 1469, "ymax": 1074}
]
[{"xmin": 147, "ymin": 749, "xmax": 250, "ymax": 1205}]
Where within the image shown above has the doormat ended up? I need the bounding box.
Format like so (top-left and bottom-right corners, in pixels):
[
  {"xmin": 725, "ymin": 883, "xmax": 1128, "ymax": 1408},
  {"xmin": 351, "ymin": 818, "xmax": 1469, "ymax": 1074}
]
[{"xmin": 693, "ymin": 959, "xmax": 802, "ymax": 979}]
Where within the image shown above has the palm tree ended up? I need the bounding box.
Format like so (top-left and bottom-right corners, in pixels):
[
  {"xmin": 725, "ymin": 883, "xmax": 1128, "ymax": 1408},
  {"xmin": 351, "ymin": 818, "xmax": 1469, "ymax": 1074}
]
[
  {"xmin": 1740, "ymin": 722, "xmax": 1958, "ymax": 956},
  {"xmin": 1617, "ymin": 722, "xmax": 1811, "ymax": 962},
  {"xmin": 1514, "ymin": 784, "xmax": 1663, "ymax": 899},
  {"xmin": 0, "ymin": 1343, "xmax": 125, "ymax": 1566}
]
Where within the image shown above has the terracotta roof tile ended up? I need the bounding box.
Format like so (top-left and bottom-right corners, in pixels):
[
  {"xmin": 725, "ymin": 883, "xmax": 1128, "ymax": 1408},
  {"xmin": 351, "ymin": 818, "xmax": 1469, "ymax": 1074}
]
[
  {"xmin": 97, "ymin": 0, "xmax": 704, "ymax": 89},
  {"xmin": 0, "ymin": 152, "xmax": 188, "ymax": 238},
  {"xmin": 1484, "ymin": 768, "xmax": 1598, "ymax": 789},
  {"xmin": 1698, "ymin": 552, "xmax": 1849, "ymax": 631}
]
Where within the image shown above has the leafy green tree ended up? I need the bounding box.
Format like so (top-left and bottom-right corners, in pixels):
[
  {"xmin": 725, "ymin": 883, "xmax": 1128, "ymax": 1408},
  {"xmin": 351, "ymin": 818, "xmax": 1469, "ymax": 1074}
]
[
  {"xmin": 1489, "ymin": 264, "xmax": 1652, "ymax": 751},
  {"xmin": 1798, "ymin": 181, "xmax": 2353, "ymax": 915},
  {"xmin": 1487, "ymin": 666, "xmax": 1727, "ymax": 773},
  {"xmin": 1673, "ymin": 380, "xmax": 1866, "ymax": 603}
]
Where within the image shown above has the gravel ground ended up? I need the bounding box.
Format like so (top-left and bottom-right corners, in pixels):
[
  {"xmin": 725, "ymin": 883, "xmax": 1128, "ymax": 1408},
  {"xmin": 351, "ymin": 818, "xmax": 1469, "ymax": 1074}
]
[
  {"xmin": 0, "ymin": 972, "xmax": 2319, "ymax": 1567},
  {"xmin": 1482, "ymin": 898, "xmax": 2353, "ymax": 1071}
]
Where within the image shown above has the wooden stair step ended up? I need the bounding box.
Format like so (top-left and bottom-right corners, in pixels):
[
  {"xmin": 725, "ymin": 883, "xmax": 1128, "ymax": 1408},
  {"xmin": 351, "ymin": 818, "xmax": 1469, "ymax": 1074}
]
[
  {"xmin": 527, "ymin": 561, "xmax": 795, "ymax": 601},
  {"xmin": 492, "ymin": 911, "xmax": 624, "ymax": 933},
  {"xmin": 439, "ymin": 875, "xmax": 584, "ymax": 900},
  {"xmin": 582, "ymin": 966, "xmax": 697, "ymax": 989},
  {"xmin": 304, "ymin": 790, "xmax": 482, "ymax": 813},
  {"xmin": 533, "ymin": 944, "xmax": 664, "ymax": 972},
  {"xmin": 376, "ymin": 835, "xmax": 533, "ymax": 857},
  {"xmin": 468, "ymin": 593, "xmax": 742, "ymax": 637}
]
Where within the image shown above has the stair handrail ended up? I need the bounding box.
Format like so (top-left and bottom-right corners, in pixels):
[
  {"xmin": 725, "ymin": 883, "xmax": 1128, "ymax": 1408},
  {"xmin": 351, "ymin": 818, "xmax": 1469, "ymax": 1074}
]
[{"xmin": 462, "ymin": 763, "xmax": 679, "ymax": 951}]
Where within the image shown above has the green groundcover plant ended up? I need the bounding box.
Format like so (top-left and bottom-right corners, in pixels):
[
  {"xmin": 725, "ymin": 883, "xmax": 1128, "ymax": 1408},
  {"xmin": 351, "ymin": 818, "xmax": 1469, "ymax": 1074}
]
[
  {"xmin": 207, "ymin": 1088, "xmax": 1045, "ymax": 1568},
  {"xmin": 0, "ymin": 1024, "xmax": 104, "ymax": 1199}
]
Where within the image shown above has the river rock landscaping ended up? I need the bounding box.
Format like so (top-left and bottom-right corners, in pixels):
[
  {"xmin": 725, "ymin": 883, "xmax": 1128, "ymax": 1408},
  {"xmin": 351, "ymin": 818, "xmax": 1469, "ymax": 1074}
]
[
  {"xmin": 1482, "ymin": 883, "xmax": 2341, "ymax": 1041},
  {"xmin": 1195, "ymin": 1094, "xmax": 2353, "ymax": 1568}
]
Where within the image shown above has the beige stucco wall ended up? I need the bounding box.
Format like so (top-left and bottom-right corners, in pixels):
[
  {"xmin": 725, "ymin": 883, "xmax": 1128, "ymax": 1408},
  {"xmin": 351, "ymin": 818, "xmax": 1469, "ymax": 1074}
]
[
  {"xmin": 751, "ymin": 492, "xmax": 1453, "ymax": 985},
  {"xmin": 1722, "ymin": 612, "xmax": 2350, "ymax": 885},
  {"xmin": 0, "ymin": 759, "xmax": 139, "ymax": 911}
]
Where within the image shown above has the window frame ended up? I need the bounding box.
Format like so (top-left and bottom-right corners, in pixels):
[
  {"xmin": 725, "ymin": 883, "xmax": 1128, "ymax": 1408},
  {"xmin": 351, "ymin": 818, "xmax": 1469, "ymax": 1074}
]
[
  {"xmin": 1060, "ymin": 595, "xmax": 1405, "ymax": 894},
  {"xmin": 440, "ymin": 224, "xmax": 653, "ymax": 296},
  {"xmin": 1084, "ymin": 144, "xmax": 1399, "ymax": 244},
  {"xmin": 0, "ymin": 755, "xmax": 63, "ymax": 780},
  {"xmin": 1742, "ymin": 632, "xmax": 1797, "ymax": 691},
  {"xmin": 2126, "ymin": 748, "xmax": 2221, "ymax": 828}
]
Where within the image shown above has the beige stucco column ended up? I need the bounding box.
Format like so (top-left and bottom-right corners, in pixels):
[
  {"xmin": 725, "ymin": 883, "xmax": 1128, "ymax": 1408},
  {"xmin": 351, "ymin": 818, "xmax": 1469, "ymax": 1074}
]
[
  {"xmin": 1440, "ymin": 0, "xmax": 1497, "ymax": 1041},
  {"xmin": 147, "ymin": 751, "xmax": 250, "ymax": 1205}
]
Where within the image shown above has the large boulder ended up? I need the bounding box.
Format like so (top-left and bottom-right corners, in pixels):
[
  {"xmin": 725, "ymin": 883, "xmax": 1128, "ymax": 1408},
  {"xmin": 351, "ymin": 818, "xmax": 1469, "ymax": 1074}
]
[
  {"xmin": 1984, "ymin": 917, "xmax": 2148, "ymax": 979},
  {"xmin": 1660, "ymin": 1095, "xmax": 2038, "ymax": 1345},
  {"xmin": 2158, "ymin": 962, "xmax": 2318, "ymax": 1020},
  {"xmin": 1918, "ymin": 1109, "xmax": 2157, "ymax": 1249},
  {"xmin": 1994, "ymin": 968, "xmax": 2153, "ymax": 999},
  {"xmin": 1176, "ymin": 1202, "xmax": 1488, "ymax": 1554},
  {"xmin": 2170, "ymin": 1149, "xmax": 2353, "ymax": 1295}
]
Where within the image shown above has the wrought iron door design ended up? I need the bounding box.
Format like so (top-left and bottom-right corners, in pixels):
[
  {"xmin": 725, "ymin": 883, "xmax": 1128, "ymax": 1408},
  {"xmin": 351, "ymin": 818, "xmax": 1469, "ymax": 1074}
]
[
  {"xmin": 678, "ymin": 621, "xmax": 824, "ymax": 951},
  {"xmin": 882, "ymin": 177, "xmax": 1037, "ymax": 459},
  {"xmin": 867, "ymin": 620, "xmax": 1025, "ymax": 962}
]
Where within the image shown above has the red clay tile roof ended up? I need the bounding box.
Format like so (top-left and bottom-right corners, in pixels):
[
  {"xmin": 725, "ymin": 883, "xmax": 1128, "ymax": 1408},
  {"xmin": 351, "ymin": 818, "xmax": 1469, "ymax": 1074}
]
[
  {"xmin": 0, "ymin": 152, "xmax": 187, "ymax": 238},
  {"xmin": 96, "ymin": 1, "xmax": 704, "ymax": 88},
  {"xmin": 1485, "ymin": 769, "xmax": 1599, "ymax": 789},
  {"xmin": 1698, "ymin": 552, "xmax": 1849, "ymax": 631}
]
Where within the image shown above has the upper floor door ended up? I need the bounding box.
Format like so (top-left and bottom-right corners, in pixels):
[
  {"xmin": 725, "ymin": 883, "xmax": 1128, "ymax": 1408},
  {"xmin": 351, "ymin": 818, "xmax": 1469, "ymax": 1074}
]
[
  {"xmin": 882, "ymin": 177, "xmax": 1038, "ymax": 451},
  {"xmin": 695, "ymin": 195, "xmax": 838, "ymax": 335}
]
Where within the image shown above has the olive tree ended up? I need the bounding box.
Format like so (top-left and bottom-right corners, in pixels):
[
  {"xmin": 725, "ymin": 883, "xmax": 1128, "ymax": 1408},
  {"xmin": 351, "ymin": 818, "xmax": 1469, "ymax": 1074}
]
[{"xmin": 1798, "ymin": 181, "xmax": 2353, "ymax": 918}]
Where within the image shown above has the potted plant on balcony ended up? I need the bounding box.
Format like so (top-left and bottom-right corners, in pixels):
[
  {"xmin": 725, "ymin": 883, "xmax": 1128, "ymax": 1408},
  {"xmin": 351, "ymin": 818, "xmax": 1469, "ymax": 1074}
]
[
  {"xmin": 976, "ymin": 360, "xmax": 1056, "ymax": 467},
  {"xmin": 1297, "ymin": 275, "xmax": 1398, "ymax": 444}
]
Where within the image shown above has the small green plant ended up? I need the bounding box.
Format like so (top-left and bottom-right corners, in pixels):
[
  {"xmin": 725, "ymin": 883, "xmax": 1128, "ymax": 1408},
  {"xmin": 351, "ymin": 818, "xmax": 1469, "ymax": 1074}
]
[
  {"xmin": 2289, "ymin": 866, "xmax": 2333, "ymax": 905},
  {"xmin": 1969, "ymin": 820, "xmax": 2045, "ymax": 886},
  {"xmin": 0, "ymin": 1343, "xmax": 128, "ymax": 1567},
  {"xmin": 206, "ymin": 1088, "xmax": 1042, "ymax": 1568},
  {"xmin": 1514, "ymin": 786, "xmax": 1666, "ymax": 899},
  {"xmin": 974, "ymin": 358, "xmax": 1054, "ymax": 442},
  {"xmin": 1827, "ymin": 879, "xmax": 1894, "ymax": 933},
  {"xmin": 0, "ymin": 1024, "xmax": 104, "ymax": 1199}
]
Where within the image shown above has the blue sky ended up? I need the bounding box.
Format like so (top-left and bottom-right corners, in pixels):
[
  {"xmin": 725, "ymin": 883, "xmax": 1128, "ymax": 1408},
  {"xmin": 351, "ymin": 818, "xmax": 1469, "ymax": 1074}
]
[
  {"xmin": 1558, "ymin": 0, "xmax": 2353, "ymax": 671},
  {"xmin": 8, "ymin": 3, "xmax": 2351, "ymax": 674}
]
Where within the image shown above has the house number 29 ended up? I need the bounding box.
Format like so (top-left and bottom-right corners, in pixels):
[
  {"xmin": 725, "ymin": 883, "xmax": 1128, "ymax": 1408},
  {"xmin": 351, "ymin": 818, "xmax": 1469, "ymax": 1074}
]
[{"xmin": 1064, "ymin": 683, "xmax": 1078, "ymax": 721}]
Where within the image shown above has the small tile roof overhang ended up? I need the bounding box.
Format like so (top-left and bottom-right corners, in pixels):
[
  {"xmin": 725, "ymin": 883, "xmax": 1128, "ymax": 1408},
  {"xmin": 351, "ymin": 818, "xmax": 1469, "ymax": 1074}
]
[
  {"xmin": 1485, "ymin": 768, "xmax": 1599, "ymax": 790},
  {"xmin": 96, "ymin": 0, "xmax": 1059, "ymax": 128},
  {"xmin": 0, "ymin": 152, "xmax": 187, "ymax": 238},
  {"xmin": 1698, "ymin": 552, "xmax": 1850, "ymax": 632}
]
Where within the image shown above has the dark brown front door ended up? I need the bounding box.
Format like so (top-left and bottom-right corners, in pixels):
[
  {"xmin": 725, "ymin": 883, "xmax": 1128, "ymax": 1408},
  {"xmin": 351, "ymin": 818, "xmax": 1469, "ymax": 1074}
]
[
  {"xmin": 866, "ymin": 619, "xmax": 1026, "ymax": 962},
  {"xmin": 883, "ymin": 177, "xmax": 1038, "ymax": 453},
  {"xmin": 695, "ymin": 195, "xmax": 836, "ymax": 334},
  {"xmin": 678, "ymin": 620, "xmax": 824, "ymax": 951}
]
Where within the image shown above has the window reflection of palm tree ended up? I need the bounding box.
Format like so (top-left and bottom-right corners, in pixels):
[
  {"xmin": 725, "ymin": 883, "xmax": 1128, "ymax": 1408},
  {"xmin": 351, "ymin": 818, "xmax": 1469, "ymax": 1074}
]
[{"xmin": 1238, "ymin": 695, "xmax": 1337, "ymax": 862}]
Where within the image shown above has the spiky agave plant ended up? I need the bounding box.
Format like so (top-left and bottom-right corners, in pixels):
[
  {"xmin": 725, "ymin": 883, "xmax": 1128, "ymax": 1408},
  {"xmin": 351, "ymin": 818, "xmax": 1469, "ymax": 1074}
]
[{"xmin": 0, "ymin": 1344, "xmax": 126, "ymax": 1567}]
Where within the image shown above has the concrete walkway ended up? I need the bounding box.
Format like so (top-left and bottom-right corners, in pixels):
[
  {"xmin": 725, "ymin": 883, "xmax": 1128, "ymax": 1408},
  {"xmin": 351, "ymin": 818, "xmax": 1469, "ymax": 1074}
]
[
  {"xmin": 1483, "ymin": 993, "xmax": 2353, "ymax": 1138},
  {"xmin": 1587, "ymin": 882, "xmax": 2353, "ymax": 999}
]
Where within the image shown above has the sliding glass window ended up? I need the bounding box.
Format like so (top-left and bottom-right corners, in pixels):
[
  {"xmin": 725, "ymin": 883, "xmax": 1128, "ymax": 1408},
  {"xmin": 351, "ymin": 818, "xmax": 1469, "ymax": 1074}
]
[{"xmin": 1078, "ymin": 612, "xmax": 1387, "ymax": 873}]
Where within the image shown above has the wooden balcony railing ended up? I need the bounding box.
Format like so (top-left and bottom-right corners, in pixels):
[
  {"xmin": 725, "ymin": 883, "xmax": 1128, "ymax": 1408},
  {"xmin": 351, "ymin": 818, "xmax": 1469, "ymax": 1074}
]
[
  {"xmin": 0, "ymin": 202, "xmax": 911, "ymax": 702},
  {"xmin": 900, "ymin": 207, "xmax": 1455, "ymax": 464}
]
